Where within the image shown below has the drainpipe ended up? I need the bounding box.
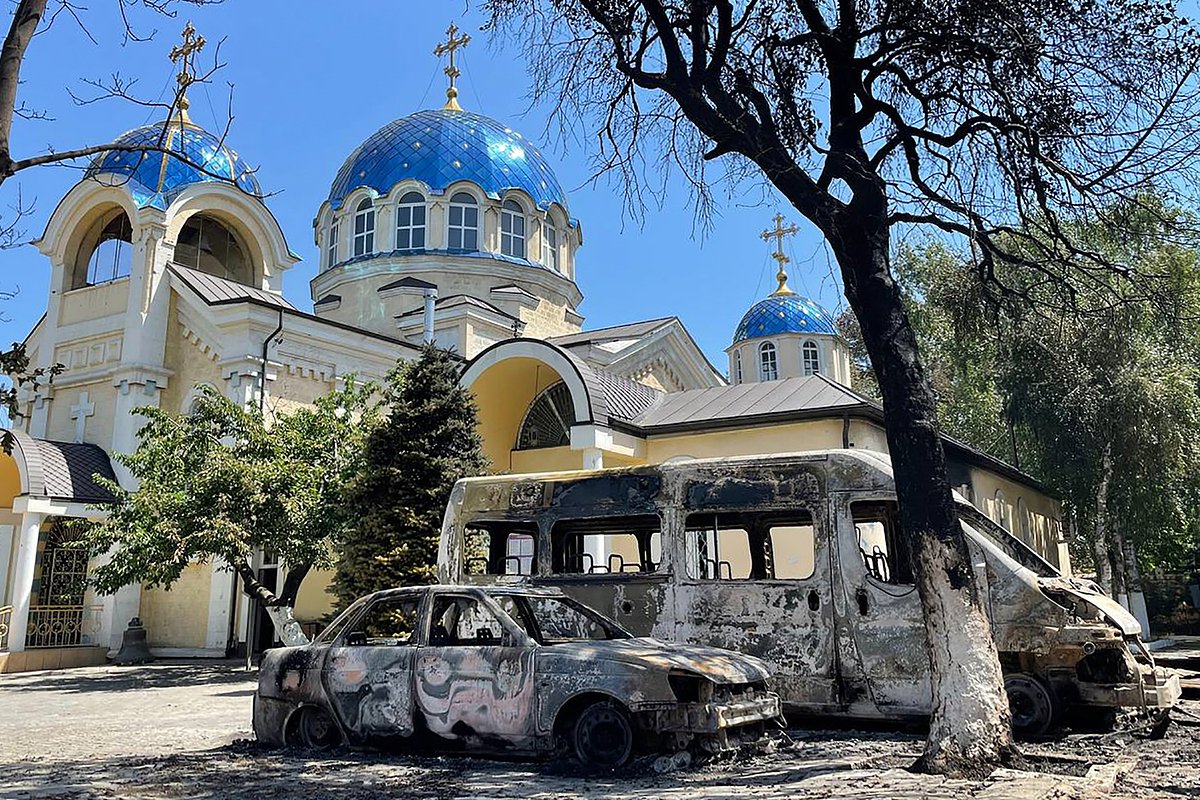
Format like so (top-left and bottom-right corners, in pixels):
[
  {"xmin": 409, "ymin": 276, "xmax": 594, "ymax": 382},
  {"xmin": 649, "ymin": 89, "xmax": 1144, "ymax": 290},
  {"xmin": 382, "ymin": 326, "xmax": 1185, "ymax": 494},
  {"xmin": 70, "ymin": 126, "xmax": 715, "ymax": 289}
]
[
  {"xmin": 260, "ymin": 308, "xmax": 284, "ymax": 415},
  {"xmin": 423, "ymin": 286, "xmax": 438, "ymax": 344},
  {"xmin": 842, "ymin": 413, "xmax": 851, "ymax": 448}
]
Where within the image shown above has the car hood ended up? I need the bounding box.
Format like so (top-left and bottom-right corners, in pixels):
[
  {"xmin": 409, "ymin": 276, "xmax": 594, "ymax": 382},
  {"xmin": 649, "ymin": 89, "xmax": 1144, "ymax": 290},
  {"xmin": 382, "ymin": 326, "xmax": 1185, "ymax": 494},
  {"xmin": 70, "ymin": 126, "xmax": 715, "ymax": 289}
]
[
  {"xmin": 1041, "ymin": 577, "xmax": 1142, "ymax": 637},
  {"xmin": 539, "ymin": 637, "xmax": 772, "ymax": 684}
]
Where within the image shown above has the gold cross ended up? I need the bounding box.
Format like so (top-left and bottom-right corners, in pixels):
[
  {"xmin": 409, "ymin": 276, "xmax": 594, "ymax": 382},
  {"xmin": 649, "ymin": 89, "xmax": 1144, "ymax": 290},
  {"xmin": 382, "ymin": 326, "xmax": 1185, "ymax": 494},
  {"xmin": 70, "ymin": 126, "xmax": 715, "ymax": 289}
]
[
  {"xmin": 760, "ymin": 213, "xmax": 799, "ymax": 295},
  {"xmin": 169, "ymin": 21, "xmax": 205, "ymax": 122},
  {"xmin": 434, "ymin": 23, "xmax": 472, "ymax": 112}
]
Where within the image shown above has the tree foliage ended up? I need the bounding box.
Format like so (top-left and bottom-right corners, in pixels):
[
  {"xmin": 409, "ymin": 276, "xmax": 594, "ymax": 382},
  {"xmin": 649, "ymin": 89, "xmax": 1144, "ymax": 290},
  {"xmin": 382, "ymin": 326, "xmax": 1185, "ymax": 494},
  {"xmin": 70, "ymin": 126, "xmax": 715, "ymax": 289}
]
[
  {"xmin": 331, "ymin": 345, "xmax": 488, "ymax": 609},
  {"xmin": 84, "ymin": 380, "xmax": 377, "ymax": 640}
]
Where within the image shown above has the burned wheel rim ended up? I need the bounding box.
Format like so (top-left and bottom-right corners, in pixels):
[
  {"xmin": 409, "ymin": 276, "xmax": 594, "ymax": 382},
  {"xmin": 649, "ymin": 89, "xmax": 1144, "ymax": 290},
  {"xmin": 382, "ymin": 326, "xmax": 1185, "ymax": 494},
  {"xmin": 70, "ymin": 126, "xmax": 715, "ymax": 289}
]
[
  {"xmin": 299, "ymin": 707, "xmax": 341, "ymax": 749},
  {"xmin": 572, "ymin": 701, "xmax": 634, "ymax": 768},
  {"xmin": 1004, "ymin": 674, "xmax": 1055, "ymax": 737}
]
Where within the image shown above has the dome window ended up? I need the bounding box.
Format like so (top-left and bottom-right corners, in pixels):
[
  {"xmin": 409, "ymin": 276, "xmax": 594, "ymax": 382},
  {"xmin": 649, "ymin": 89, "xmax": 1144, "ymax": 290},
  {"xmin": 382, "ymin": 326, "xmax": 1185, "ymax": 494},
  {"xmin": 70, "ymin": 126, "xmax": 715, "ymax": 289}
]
[
  {"xmin": 174, "ymin": 214, "xmax": 253, "ymax": 285},
  {"xmin": 448, "ymin": 192, "xmax": 479, "ymax": 251},
  {"xmin": 802, "ymin": 340, "xmax": 821, "ymax": 376},
  {"xmin": 542, "ymin": 221, "xmax": 559, "ymax": 271},
  {"xmin": 352, "ymin": 198, "xmax": 375, "ymax": 257},
  {"xmin": 734, "ymin": 351, "xmax": 743, "ymax": 384},
  {"xmin": 759, "ymin": 341, "xmax": 778, "ymax": 382},
  {"xmin": 325, "ymin": 219, "xmax": 339, "ymax": 270},
  {"xmin": 395, "ymin": 191, "xmax": 426, "ymax": 251},
  {"xmin": 74, "ymin": 209, "xmax": 133, "ymax": 289},
  {"xmin": 501, "ymin": 199, "xmax": 527, "ymax": 259}
]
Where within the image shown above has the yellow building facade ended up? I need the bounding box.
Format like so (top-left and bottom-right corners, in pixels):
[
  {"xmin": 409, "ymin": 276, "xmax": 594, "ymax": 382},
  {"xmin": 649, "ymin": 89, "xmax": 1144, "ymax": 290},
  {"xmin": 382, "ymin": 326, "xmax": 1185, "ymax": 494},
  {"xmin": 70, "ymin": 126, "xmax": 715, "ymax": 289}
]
[{"xmin": 0, "ymin": 34, "xmax": 1065, "ymax": 671}]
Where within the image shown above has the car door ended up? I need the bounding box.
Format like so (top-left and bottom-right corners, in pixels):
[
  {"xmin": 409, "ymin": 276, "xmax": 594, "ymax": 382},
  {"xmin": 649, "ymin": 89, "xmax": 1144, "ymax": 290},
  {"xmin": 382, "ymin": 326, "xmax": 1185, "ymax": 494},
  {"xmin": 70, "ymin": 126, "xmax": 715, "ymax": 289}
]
[
  {"xmin": 832, "ymin": 495, "xmax": 931, "ymax": 716},
  {"xmin": 413, "ymin": 591, "xmax": 538, "ymax": 747},
  {"xmin": 322, "ymin": 591, "xmax": 424, "ymax": 743}
]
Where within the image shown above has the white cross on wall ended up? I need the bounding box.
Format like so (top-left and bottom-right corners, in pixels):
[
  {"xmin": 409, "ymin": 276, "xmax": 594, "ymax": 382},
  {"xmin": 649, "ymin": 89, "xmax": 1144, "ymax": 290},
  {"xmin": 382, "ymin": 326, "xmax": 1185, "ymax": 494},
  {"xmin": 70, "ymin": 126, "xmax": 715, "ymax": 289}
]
[{"xmin": 70, "ymin": 391, "xmax": 95, "ymax": 443}]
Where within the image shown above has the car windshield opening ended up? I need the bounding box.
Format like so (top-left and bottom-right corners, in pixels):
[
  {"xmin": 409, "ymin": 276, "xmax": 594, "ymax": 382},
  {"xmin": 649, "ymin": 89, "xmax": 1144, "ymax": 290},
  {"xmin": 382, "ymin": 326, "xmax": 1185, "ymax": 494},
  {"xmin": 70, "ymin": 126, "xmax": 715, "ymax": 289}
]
[{"xmin": 518, "ymin": 594, "xmax": 630, "ymax": 644}]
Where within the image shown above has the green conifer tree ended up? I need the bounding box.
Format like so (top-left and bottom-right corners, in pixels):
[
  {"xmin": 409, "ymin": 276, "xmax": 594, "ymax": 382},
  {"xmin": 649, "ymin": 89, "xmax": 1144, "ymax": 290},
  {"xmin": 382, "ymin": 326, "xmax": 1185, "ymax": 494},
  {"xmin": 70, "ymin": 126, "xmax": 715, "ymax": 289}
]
[{"xmin": 332, "ymin": 344, "xmax": 487, "ymax": 607}]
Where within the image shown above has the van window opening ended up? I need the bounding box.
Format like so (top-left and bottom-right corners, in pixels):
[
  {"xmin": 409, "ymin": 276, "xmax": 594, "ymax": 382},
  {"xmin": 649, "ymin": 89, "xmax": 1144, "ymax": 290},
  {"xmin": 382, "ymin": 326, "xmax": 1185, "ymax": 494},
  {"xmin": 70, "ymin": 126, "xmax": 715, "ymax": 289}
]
[
  {"xmin": 684, "ymin": 511, "xmax": 815, "ymax": 580},
  {"xmin": 463, "ymin": 522, "xmax": 539, "ymax": 576},
  {"xmin": 851, "ymin": 501, "xmax": 914, "ymax": 585},
  {"xmin": 550, "ymin": 515, "xmax": 661, "ymax": 575}
]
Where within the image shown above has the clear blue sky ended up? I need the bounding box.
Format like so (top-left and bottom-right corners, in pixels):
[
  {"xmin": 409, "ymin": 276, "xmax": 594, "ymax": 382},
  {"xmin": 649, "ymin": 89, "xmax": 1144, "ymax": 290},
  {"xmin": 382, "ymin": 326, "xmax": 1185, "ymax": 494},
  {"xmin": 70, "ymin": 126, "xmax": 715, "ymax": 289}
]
[{"xmin": 0, "ymin": 2, "xmax": 850, "ymax": 369}]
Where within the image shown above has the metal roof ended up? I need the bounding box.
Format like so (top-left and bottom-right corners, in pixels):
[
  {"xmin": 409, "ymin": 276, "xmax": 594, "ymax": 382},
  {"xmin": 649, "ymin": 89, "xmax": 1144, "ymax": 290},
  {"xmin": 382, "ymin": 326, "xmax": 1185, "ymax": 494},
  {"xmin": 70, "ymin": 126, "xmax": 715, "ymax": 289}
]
[
  {"xmin": 327, "ymin": 109, "xmax": 567, "ymax": 211},
  {"xmin": 631, "ymin": 374, "xmax": 862, "ymax": 432},
  {"xmin": 549, "ymin": 317, "xmax": 675, "ymax": 348},
  {"xmin": 10, "ymin": 431, "xmax": 118, "ymax": 503},
  {"xmin": 732, "ymin": 293, "xmax": 839, "ymax": 343},
  {"xmin": 85, "ymin": 118, "xmax": 261, "ymax": 210},
  {"xmin": 168, "ymin": 264, "xmax": 296, "ymax": 310}
]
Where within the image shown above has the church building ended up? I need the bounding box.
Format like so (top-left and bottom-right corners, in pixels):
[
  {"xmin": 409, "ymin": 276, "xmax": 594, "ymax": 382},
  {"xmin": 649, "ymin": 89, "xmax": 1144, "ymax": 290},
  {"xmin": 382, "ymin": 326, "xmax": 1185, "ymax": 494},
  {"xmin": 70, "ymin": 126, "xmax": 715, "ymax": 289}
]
[{"xmin": 0, "ymin": 25, "xmax": 1065, "ymax": 672}]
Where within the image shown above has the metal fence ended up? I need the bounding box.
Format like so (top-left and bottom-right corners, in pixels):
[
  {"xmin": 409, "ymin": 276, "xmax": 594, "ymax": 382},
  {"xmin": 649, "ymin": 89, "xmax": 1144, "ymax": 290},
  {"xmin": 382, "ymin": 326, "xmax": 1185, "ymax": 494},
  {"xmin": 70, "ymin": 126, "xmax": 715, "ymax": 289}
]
[
  {"xmin": 24, "ymin": 605, "xmax": 104, "ymax": 649},
  {"xmin": 0, "ymin": 605, "xmax": 10, "ymax": 651}
]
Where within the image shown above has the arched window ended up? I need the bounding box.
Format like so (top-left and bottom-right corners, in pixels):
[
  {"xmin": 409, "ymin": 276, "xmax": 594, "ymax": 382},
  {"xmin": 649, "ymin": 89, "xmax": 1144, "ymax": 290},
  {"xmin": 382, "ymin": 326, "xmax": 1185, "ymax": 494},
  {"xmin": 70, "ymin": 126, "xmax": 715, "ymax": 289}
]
[
  {"xmin": 395, "ymin": 191, "xmax": 426, "ymax": 251},
  {"xmin": 75, "ymin": 210, "xmax": 134, "ymax": 289},
  {"xmin": 501, "ymin": 199, "xmax": 527, "ymax": 258},
  {"xmin": 326, "ymin": 219, "xmax": 339, "ymax": 270},
  {"xmin": 516, "ymin": 381, "xmax": 573, "ymax": 450},
  {"xmin": 174, "ymin": 214, "xmax": 253, "ymax": 285},
  {"xmin": 1018, "ymin": 497, "xmax": 1031, "ymax": 541},
  {"xmin": 759, "ymin": 341, "xmax": 778, "ymax": 381},
  {"xmin": 994, "ymin": 489, "xmax": 1010, "ymax": 531},
  {"xmin": 542, "ymin": 221, "xmax": 559, "ymax": 270},
  {"xmin": 733, "ymin": 351, "xmax": 743, "ymax": 384},
  {"xmin": 802, "ymin": 340, "xmax": 821, "ymax": 376},
  {"xmin": 352, "ymin": 198, "xmax": 375, "ymax": 257},
  {"xmin": 448, "ymin": 192, "xmax": 479, "ymax": 251}
]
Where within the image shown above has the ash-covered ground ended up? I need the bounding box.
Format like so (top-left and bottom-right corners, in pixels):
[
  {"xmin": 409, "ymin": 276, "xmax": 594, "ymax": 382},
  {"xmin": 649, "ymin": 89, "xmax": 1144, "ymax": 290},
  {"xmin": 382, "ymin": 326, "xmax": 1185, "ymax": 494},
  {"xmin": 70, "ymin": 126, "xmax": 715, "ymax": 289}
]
[{"xmin": 0, "ymin": 661, "xmax": 1195, "ymax": 800}]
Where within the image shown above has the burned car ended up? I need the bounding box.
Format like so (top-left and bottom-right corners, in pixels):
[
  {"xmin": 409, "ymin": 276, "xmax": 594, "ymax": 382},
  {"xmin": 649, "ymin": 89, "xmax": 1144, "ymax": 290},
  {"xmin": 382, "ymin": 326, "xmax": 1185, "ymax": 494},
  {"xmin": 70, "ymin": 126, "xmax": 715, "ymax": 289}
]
[
  {"xmin": 438, "ymin": 450, "xmax": 1182, "ymax": 736},
  {"xmin": 254, "ymin": 585, "xmax": 780, "ymax": 767}
]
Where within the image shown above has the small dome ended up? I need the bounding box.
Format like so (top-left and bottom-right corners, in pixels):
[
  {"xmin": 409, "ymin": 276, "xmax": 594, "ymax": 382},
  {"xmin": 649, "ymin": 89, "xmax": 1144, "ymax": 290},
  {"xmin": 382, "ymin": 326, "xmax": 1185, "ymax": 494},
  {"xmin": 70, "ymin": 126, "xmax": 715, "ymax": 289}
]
[
  {"xmin": 733, "ymin": 292, "xmax": 838, "ymax": 344},
  {"xmin": 85, "ymin": 118, "xmax": 261, "ymax": 210},
  {"xmin": 327, "ymin": 109, "xmax": 566, "ymax": 211}
]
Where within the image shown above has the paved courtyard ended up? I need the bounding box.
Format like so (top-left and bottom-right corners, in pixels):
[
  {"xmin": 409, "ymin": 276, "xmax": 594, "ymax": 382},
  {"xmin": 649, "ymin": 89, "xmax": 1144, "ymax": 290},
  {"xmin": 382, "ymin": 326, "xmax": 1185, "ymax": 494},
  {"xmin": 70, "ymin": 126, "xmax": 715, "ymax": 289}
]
[{"xmin": 0, "ymin": 661, "xmax": 1196, "ymax": 799}]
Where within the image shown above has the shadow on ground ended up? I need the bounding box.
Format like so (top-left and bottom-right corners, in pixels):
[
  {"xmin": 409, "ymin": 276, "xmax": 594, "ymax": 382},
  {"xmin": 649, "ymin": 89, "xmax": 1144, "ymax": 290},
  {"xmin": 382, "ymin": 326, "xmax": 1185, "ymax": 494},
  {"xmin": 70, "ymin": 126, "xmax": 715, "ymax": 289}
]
[{"xmin": 0, "ymin": 661, "xmax": 255, "ymax": 694}]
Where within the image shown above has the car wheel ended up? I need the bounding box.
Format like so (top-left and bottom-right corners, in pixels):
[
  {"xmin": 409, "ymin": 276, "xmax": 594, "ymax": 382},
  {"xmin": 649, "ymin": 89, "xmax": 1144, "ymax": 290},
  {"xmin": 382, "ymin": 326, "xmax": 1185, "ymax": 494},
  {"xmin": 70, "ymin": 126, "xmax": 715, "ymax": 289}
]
[
  {"xmin": 297, "ymin": 706, "xmax": 341, "ymax": 749},
  {"xmin": 571, "ymin": 700, "xmax": 634, "ymax": 769},
  {"xmin": 1004, "ymin": 674, "xmax": 1056, "ymax": 737}
]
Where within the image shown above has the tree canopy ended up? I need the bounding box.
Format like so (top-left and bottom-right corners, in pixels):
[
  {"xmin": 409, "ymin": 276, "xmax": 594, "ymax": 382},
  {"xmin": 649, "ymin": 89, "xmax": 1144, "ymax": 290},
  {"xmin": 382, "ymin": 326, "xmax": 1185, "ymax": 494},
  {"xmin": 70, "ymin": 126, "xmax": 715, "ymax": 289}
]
[
  {"xmin": 331, "ymin": 345, "xmax": 488, "ymax": 609},
  {"xmin": 84, "ymin": 380, "xmax": 377, "ymax": 644}
]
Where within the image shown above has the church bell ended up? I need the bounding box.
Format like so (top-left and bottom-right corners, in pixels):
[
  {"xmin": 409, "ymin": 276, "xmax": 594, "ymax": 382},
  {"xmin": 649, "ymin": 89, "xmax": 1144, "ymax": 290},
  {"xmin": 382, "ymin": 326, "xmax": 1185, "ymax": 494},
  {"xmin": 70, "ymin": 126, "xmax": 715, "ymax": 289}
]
[{"xmin": 112, "ymin": 617, "xmax": 155, "ymax": 666}]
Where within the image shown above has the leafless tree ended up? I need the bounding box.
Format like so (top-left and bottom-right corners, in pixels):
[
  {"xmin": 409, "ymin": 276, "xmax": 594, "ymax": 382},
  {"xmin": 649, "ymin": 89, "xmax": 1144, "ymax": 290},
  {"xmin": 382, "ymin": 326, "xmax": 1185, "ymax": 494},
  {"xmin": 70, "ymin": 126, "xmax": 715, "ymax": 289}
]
[{"xmin": 483, "ymin": 0, "xmax": 1200, "ymax": 775}]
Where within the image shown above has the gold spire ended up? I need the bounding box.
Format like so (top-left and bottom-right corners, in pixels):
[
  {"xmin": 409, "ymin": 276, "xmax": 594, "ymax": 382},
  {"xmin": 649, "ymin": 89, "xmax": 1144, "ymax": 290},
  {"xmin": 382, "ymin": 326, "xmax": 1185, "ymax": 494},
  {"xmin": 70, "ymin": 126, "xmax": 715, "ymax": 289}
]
[
  {"xmin": 168, "ymin": 21, "xmax": 205, "ymax": 125},
  {"xmin": 761, "ymin": 213, "xmax": 800, "ymax": 295},
  {"xmin": 434, "ymin": 23, "xmax": 472, "ymax": 112}
]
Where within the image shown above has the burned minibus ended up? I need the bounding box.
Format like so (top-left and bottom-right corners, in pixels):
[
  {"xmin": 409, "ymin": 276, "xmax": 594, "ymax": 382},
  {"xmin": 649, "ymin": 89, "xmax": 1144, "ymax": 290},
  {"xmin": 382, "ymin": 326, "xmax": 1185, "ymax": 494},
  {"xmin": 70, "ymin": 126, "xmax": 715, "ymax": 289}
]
[{"xmin": 437, "ymin": 450, "xmax": 1181, "ymax": 735}]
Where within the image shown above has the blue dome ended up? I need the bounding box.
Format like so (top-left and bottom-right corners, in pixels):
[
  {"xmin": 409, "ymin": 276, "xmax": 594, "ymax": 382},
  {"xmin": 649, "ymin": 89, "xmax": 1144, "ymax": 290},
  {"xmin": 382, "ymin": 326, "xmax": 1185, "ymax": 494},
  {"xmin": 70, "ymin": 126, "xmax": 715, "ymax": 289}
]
[
  {"xmin": 327, "ymin": 109, "xmax": 567, "ymax": 211},
  {"xmin": 85, "ymin": 119, "xmax": 261, "ymax": 210},
  {"xmin": 733, "ymin": 292, "xmax": 838, "ymax": 344}
]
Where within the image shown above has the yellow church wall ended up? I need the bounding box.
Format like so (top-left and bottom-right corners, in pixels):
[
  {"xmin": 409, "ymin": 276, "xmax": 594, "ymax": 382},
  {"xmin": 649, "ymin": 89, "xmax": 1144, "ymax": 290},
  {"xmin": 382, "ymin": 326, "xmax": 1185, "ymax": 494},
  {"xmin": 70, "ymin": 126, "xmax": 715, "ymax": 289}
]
[
  {"xmin": 139, "ymin": 561, "xmax": 213, "ymax": 649},
  {"xmin": 294, "ymin": 567, "xmax": 336, "ymax": 623},
  {"xmin": 57, "ymin": 280, "xmax": 130, "ymax": 326},
  {"xmin": 268, "ymin": 369, "xmax": 333, "ymax": 417},
  {"xmin": 161, "ymin": 298, "xmax": 223, "ymax": 414},
  {"xmin": 969, "ymin": 467, "xmax": 1064, "ymax": 570},
  {"xmin": 45, "ymin": 379, "xmax": 116, "ymax": 446},
  {"xmin": 469, "ymin": 357, "xmax": 566, "ymax": 471},
  {"xmin": 645, "ymin": 419, "xmax": 848, "ymax": 462},
  {"xmin": 510, "ymin": 446, "xmax": 590, "ymax": 474}
]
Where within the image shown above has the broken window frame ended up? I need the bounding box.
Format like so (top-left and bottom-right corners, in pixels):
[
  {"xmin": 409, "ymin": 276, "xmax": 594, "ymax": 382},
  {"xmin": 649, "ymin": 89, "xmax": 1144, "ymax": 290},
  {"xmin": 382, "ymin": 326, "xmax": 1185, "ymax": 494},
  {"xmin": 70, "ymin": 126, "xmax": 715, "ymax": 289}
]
[
  {"xmin": 682, "ymin": 510, "xmax": 817, "ymax": 582},
  {"xmin": 461, "ymin": 519, "xmax": 541, "ymax": 577},
  {"xmin": 343, "ymin": 591, "xmax": 424, "ymax": 647},
  {"xmin": 850, "ymin": 500, "xmax": 915, "ymax": 586},
  {"xmin": 547, "ymin": 514, "xmax": 663, "ymax": 577}
]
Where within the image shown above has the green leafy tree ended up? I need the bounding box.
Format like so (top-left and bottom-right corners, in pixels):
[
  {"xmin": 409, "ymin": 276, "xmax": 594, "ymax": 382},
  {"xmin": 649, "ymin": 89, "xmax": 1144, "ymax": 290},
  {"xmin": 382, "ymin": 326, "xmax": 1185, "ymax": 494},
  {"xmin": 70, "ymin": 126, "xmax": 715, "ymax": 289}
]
[
  {"xmin": 332, "ymin": 344, "xmax": 488, "ymax": 608},
  {"xmin": 1, "ymin": 340, "xmax": 62, "ymax": 451},
  {"xmin": 84, "ymin": 380, "xmax": 377, "ymax": 645}
]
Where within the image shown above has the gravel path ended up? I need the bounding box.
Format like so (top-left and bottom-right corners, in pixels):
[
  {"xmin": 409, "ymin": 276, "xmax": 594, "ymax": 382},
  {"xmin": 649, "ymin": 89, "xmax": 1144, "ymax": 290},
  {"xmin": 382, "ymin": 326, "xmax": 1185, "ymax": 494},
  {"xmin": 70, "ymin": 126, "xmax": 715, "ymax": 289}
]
[{"xmin": 0, "ymin": 661, "xmax": 1196, "ymax": 800}]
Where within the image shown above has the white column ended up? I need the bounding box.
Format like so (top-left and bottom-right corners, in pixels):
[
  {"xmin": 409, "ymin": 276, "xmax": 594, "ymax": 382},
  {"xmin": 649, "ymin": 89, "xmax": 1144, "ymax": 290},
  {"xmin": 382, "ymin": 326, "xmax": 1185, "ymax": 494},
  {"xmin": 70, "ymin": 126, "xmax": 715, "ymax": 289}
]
[
  {"xmin": 205, "ymin": 558, "xmax": 235, "ymax": 653},
  {"xmin": 0, "ymin": 524, "xmax": 14, "ymax": 605},
  {"xmin": 582, "ymin": 448, "xmax": 604, "ymax": 471},
  {"xmin": 8, "ymin": 512, "xmax": 45, "ymax": 653}
]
